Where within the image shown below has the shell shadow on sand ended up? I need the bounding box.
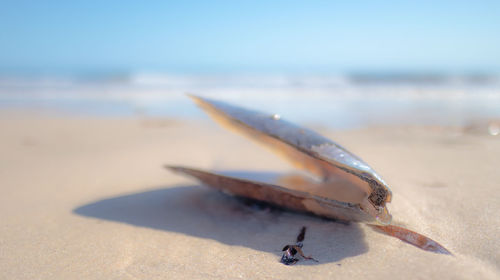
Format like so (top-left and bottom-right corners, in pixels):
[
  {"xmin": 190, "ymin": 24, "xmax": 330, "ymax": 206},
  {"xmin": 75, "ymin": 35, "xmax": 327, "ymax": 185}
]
[{"xmin": 73, "ymin": 181, "xmax": 368, "ymax": 265}]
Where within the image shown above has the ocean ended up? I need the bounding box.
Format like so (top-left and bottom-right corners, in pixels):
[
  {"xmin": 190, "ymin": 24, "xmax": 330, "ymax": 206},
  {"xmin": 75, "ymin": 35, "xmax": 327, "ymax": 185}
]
[{"xmin": 1, "ymin": 73, "xmax": 499, "ymax": 129}]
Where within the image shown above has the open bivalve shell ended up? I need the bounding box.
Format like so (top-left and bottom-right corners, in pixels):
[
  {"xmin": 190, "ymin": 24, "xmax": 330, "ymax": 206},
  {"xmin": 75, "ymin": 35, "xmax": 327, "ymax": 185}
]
[{"xmin": 167, "ymin": 95, "xmax": 450, "ymax": 254}]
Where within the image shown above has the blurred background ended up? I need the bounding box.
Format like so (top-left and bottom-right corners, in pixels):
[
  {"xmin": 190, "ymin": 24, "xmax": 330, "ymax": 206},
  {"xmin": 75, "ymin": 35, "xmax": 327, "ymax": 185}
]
[{"xmin": 1, "ymin": 0, "xmax": 499, "ymax": 129}]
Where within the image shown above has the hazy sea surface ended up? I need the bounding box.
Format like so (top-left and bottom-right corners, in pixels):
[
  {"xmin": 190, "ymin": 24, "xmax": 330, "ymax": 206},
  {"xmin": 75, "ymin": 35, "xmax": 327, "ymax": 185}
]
[{"xmin": 1, "ymin": 73, "xmax": 499, "ymax": 129}]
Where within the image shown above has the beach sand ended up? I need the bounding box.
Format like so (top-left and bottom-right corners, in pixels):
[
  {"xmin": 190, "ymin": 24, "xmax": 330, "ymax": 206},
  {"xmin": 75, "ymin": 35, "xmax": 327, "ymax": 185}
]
[{"xmin": 0, "ymin": 114, "xmax": 499, "ymax": 279}]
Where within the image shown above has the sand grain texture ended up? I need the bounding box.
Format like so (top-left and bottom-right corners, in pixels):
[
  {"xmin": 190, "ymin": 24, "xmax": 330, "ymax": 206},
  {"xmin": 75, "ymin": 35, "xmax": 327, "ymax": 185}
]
[{"xmin": 0, "ymin": 116, "xmax": 499, "ymax": 279}]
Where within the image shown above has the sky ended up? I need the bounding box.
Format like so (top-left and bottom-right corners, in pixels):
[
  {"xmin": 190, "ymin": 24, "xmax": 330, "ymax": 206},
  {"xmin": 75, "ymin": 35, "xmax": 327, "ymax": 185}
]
[{"xmin": 0, "ymin": 0, "xmax": 499, "ymax": 74}]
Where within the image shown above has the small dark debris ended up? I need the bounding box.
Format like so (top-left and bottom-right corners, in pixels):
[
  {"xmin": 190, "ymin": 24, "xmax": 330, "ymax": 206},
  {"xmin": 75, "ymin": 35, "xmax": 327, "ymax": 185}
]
[{"xmin": 280, "ymin": 226, "xmax": 318, "ymax": 265}]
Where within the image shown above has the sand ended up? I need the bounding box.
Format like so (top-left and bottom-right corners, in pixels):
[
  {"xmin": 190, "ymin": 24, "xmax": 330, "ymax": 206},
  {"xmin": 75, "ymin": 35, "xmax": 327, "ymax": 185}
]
[{"xmin": 0, "ymin": 114, "xmax": 499, "ymax": 279}]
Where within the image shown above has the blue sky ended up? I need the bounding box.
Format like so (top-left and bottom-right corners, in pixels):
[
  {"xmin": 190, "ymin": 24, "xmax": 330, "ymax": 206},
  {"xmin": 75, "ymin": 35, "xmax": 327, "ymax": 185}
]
[{"xmin": 1, "ymin": 0, "xmax": 499, "ymax": 74}]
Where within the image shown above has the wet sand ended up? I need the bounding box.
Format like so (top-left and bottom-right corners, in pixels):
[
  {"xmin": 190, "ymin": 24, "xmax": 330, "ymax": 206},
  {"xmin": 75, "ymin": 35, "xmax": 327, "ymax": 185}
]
[{"xmin": 0, "ymin": 115, "xmax": 499, "ymax": 279}]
